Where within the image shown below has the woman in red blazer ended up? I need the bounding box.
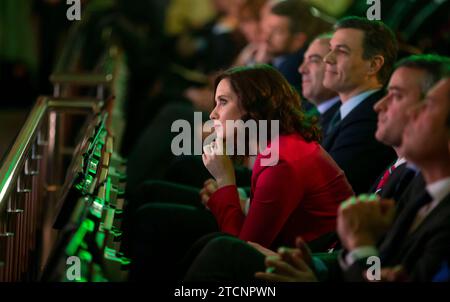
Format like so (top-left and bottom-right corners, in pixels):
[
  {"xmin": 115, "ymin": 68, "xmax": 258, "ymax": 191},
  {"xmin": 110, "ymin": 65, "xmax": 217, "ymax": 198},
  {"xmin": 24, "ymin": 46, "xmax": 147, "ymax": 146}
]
[{"xmin": 201, "ymin": 64, "xmax": 353, "ymax": 249}]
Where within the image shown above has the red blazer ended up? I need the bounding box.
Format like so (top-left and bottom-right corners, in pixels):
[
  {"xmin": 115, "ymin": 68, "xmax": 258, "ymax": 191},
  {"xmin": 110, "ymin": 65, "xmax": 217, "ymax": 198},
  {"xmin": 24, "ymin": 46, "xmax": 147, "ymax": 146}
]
[{"xmin": 208, "ymin": 133, "xmax": 354, "ymax": 249}]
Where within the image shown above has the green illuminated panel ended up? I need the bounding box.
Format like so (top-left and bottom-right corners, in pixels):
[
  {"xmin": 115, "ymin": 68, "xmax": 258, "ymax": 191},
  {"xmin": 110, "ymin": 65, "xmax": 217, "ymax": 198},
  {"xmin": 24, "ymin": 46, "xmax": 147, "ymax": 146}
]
[{"xmin": 65, "ymin": 219, "xmax": 95, "ymax": 255}]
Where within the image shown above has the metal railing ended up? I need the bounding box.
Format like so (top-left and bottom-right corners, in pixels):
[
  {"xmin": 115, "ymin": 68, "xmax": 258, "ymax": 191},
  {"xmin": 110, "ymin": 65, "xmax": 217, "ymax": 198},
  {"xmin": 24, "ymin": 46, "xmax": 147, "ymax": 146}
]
[
  {"xmin": 39, "ymin": 111, "xmax": 129, "ymax": 282},
  {"xmin": 0, "ymin": 17, "xmax": 130, "ymax": 281},
  {"xmin": 50, "ymin": 73, "xmax": 113, "ymax": 100},
  {"xmin": 50, "ymin": 45, "xmax": 128, "ymax": 154},
  {"xmin": 0, "ymin": 97, "xmax": 102, "ymax": 281}
]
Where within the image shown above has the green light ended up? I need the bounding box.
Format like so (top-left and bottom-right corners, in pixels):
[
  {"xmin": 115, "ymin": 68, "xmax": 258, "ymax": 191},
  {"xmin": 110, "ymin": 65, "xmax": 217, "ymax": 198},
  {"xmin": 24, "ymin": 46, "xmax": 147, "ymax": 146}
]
[
  {"xmin": 92, "ymin": 264, "xmax": 108, "ymax": 282},
  {"xmin": 110, "ymin": 227, "xmax": 122, "ymax": 239},
  {"xmin": 105, "ymin": 177, "xmax": 111, "ymax": 203},
  {"xmin": 79, "ymin": 250, "xmax": 92, "ymax": 263},
  {"xmin": 84, "ymin": 174, "xmax": 94, "ymax": 192},
  {"xmin": 99, "ymin": 130, "xmax": 108, "ymax": 144},
  {"xmin": 94, "ymin": 142, "xmax": 104, "ymax": 159},
  {"xmin": 96, "ymin": 231, "xmax": 105, "ymax": 249},
  {"xmin": 104, "ymin": 247, "xmax": 131, "ymax": 266},
  {"xmin": 65, "ymin": 219, "xmax": 95, "ymax": 255},
  {"xmin": 90, "ymin": 197, "xmax": 104, "ymax": 218},
  {"xmin": 88, "ymin": 159, "xmax": 99, "ymax": 174}
]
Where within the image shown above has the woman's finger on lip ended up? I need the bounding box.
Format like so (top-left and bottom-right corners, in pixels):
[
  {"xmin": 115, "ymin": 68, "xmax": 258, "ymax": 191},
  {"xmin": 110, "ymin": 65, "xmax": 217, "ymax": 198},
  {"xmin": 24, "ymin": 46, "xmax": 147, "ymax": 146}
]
[{"xmin": 203, "ymin": 144, "xmax": 213, "ymax": 155}]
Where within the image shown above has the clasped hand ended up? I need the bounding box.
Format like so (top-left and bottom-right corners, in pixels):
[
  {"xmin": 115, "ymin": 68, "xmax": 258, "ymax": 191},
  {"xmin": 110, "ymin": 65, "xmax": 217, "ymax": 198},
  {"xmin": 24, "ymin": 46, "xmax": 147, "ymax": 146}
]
[
  {"xmin": 254, "ymin": 237, "xmax": 318, "ymax": 282},
  {"xmin": 337, "ymin": 194, "xmax": 396, "ymax": 251}
]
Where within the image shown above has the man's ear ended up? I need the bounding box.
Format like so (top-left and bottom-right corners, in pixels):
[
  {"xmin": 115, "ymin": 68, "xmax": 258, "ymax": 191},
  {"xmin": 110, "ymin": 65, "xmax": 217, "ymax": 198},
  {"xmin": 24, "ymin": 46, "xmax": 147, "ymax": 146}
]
[{"xmin": 368, "ymin": 55, "xmax": 385, "ymax": 76}]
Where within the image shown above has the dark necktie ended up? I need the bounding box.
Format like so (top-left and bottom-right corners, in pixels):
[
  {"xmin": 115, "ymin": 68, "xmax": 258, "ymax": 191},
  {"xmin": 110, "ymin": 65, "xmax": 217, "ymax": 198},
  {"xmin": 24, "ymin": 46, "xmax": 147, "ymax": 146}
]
[
  {"xmin": 376, "ymin": 163, "xmax": 417, "ymax": 200},
  {"xmin": 379, "ymin": 190, "xmax": 433, "ymax": 262},
  {"xmin": 326, "ymin": 110, "xmax": 341, "ymax": 135}
]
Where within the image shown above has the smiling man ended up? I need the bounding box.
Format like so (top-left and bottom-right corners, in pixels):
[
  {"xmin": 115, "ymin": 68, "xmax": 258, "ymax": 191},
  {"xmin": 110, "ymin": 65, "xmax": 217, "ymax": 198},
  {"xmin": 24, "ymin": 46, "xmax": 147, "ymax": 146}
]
[{"xmin": 321, "ymin": 16, "xmax": 398, "ymax": 194}]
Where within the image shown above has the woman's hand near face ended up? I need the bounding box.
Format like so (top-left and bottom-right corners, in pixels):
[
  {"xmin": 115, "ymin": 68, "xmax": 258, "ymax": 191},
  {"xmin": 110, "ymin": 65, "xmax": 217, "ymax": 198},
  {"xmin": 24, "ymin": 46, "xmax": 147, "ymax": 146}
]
[{"xmin": 202, "ymin": 140, "xmax": 236, "ymax": 188}]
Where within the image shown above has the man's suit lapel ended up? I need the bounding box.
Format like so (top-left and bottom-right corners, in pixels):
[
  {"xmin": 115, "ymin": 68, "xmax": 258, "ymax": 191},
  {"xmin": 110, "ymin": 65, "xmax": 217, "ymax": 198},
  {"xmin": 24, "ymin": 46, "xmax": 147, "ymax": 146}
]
[
  {"xmin": 381, "ymin": 192, "xmax": 450, "ymax": 265},
  {"xmin": 401, "ymin": 193, "xmax": 450, "ymax": 247}
]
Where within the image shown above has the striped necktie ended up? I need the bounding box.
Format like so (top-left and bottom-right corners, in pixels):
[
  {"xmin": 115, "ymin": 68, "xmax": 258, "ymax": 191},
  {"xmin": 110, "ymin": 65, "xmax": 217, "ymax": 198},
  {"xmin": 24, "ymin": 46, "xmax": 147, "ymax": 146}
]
[{"xmin": 375, "ymin": 163, "xmax": 397, "ymax": 193}]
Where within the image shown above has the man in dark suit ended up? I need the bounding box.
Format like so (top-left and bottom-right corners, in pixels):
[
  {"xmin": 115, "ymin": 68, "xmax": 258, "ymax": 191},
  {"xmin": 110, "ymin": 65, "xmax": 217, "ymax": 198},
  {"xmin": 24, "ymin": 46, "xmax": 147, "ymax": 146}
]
[
  {"xmin": 298, "ymin": 33, "xmax": 340, "ymax": 131},
  {"xmin": 321, "ymin": 17, "xmax": 398, "ymax": 194},
  {"xmin": 312, "ymin": 55, "xmax": 450, "ymax": 253},
  {"xmin": 336, "ymin": 77, "xmax": 450, "ymax": 282},
  {"xmin": 370, "ymin": 54, "xmax": 450, "ymax": 200}
]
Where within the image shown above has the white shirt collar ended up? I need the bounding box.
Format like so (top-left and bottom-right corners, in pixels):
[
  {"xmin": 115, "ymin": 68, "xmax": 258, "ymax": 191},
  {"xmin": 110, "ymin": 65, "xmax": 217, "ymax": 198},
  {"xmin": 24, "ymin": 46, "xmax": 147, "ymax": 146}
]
[
  {"xmin": 316, "ymin": 96, "xmax": 340, "ymax": 115},
  {"xmin": 409, "ymin": 176, "xmax": 450, "ymax": 233},
  {"xmin": 395, "ymin": 157, "xmax": 420, "ymax": 173},
  {"xmin": 394, "ymin": 157, "xmax": 407, "ymax": 168},
  {"xmin": 339, "ymin": 89, "xmax": 381, "ymax": 120},
  {"xmin": 426, "ymin": 177, "xmax": 450, "ymax": 204},
  {"xmin": 405, "ymin": 161, "xmax": 420, "ymax": 173}
]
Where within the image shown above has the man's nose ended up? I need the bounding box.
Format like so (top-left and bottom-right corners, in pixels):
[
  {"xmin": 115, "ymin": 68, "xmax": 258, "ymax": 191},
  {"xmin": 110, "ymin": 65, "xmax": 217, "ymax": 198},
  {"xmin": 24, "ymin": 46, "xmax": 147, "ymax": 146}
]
[
  {"xmin": 323, "ymin": 49, "xmax": 335, "ymax": 65},
  {"xmin": 374, "ymin": 94, "xmax": 390, "ymax": 113},
  {"xmin": 298, "ymin": 62, "xmax": 307, "ymax": 74}
]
